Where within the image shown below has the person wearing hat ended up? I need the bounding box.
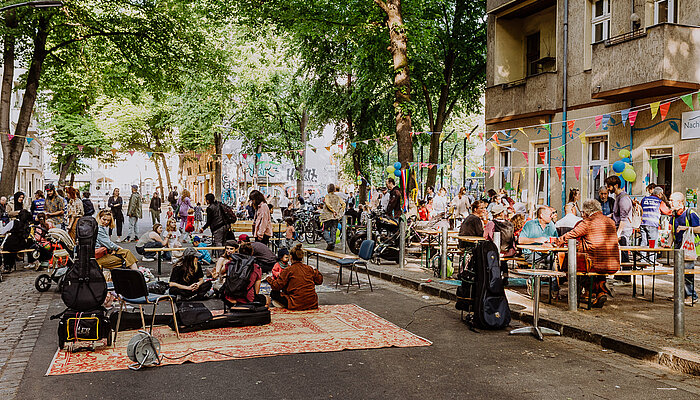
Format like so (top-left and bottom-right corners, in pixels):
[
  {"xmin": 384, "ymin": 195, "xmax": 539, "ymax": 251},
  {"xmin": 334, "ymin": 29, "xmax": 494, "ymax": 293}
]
[
  {"xmin": 239, "ymin": 233, "xmax": 277, "ymax": 273},
  {"xmin": 169, "ymin": 247, "xmax": 212, "ymax": 300},
  {"xmin": 124, "ymin": 184, "xmax": 142, "ymax": 242},
  {"xmin": 192, "ymin": 235, "xmax": 212, "ymax": 264}
]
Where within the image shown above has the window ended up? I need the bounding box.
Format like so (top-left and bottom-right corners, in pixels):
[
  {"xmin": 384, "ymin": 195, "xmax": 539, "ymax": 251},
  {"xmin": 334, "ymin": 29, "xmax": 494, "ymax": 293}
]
[
  {"xmin": 526, "ymin": 32, "xmax": 541, "ymax": 77},
  {"xmin": 499, "ymin": 150, "xmax": 512, "ymax": 190},
  {"xmin": 591, "ymin": 0, "xmax": 610, "ymax": 43},
  {"xmin": 587, "ymin": 136, "xmax": 608, "ymax": 199},
  {"xmin": 654, "ymin": 0, "xmax": 677, "ymax": 24},
  {"xmin": 534, "ymin": 143, "xmax": 549, "ymax": 205}
]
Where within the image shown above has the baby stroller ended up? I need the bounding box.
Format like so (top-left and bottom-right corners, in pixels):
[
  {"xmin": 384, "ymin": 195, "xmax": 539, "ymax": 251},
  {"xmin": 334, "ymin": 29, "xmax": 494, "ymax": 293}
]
[{"xmin": 34, "ymin": 228, "xmax": 76, "ymax": 292}]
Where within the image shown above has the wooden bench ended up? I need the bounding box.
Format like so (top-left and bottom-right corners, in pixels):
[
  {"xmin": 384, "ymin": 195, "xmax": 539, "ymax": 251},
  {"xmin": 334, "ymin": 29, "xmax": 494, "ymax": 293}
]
[
  {"xmin": 576, "ymin": 269, "xmax": 672, "ymax": 308},
  {"xmin": 230, "ymin": 222, "xmax": 285, "ymax": 233},
  {"xmin": 1, "ymin": 249, "xmax": 36, "ymax": 275},
  {"xmin": 304, "ymin": 247, "xmax": 372, "ymax": 292}
]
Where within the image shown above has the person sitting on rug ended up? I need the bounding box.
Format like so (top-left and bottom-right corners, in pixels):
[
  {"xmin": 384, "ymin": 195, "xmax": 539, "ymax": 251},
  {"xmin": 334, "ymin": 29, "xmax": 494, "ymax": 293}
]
[
  {"xmin": 269, "ymin": 247, "xmax": 290, "ymax": 303},
  {"xmin": 226, "ymin": 243, "xmax": 268, "ymax": 306},
  {"xmin": 266, "ymin": 244, "xmax": 323, "ymax": 310},
  {"xmin": 211, "ymin": 240, "xmax": 239, "ymax": 280},
  {"xmin": 192, "ymin": 236, "xmax": 212, "ymax": 265},
  {"xmin": 238, "ymin": 234, "xmax": 277, "ymax": 273},
  {"xmin": 168, "ymin": 247, "xmax": 212, "ymax": 300}
]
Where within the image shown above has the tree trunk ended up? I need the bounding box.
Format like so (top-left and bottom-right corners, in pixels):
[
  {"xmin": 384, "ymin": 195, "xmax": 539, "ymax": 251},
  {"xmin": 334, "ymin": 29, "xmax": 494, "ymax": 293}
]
[
  {"xmin": 296, "ymin": 110, "xmax": 308, "ymax": 196},
  {"xmin": 69, "ymin": 172, "xmax": 75, "ymax": 187},
  {"xmin": 57, "ymin": 153, "xmax": 77, "ymax": 188},
  {"xmin": 213, "ymin": 131, "xmax": 222, "ymax": 199},
  {"xmin": 375, "ymin": 0, "xmax": 414, "ymax": 166},
  {"xmin": 152, "ymin": 156, "xmax": 164, "ymax": 198},
  {"xmin": 160, "ymin": 154, "xmax": 172, "ymax": 191},
  {"xmin": 0, "ymin": 11, "xmax": 18, "ymax": 198}
]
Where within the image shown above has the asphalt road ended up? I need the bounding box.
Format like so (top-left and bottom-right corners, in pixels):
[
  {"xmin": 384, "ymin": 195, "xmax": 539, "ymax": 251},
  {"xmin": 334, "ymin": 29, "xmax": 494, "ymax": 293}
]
[{"xmin": 15, "ymin": 262, "xmax": 700, "ymax": 400}]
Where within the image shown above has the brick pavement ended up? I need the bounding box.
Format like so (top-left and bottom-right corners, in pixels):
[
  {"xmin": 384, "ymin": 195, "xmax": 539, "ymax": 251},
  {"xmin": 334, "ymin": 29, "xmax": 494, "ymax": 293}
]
[{"xmin": 0, "ymin": 269, "xmax": 55, "ymax": 399}]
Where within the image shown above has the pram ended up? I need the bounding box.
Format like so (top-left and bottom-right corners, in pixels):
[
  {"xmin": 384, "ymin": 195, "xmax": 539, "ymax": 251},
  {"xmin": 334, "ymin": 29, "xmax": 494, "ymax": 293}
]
[{"xmin": 34, "ymin": 228, "xmax": 76, "ymax": 292}]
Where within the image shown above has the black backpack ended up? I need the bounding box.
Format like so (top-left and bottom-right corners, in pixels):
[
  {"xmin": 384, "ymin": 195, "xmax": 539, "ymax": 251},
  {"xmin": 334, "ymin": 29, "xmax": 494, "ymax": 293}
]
[
  {"xmin": 455, "ymin": 241, "xmax": 511, "ymax": 330},
  {"xmin": 222, "ymin": 254, "xmax": 255, "ymax": 300},
  {"xmin": 219, "ymin": 202, "xmax": 238, "ymax": 225},
  {"xmin": 82, "ymin": 199, "xmax": 95, "ymax": 216},
  {"xmin": 60, "ymin": 217, "xmax": 107, "ymax": 311}
]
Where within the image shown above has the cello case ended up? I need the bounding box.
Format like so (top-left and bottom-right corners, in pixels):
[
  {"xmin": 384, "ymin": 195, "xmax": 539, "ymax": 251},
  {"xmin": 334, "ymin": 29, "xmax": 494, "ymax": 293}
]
[{"xmin": 60, "ymin": 217, "xmax": 107, "ymax": 311}]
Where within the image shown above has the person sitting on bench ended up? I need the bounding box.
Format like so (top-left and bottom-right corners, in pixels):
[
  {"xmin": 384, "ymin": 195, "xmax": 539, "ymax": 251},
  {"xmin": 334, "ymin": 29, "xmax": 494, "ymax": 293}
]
[
  {"xmin": 238, "ymin": 234, "xmax": 276, "ymax": 273},
  {"xmin": 95, "ymin": 210, "xmax": 139, "ymax": 270},
  {"xmin": 266, "ymin": 244, "xmax": 323, "ymax": 310},
  {"xmin": 135, "ymin": 223, "xmax": 169, "ymax": 262},
  {"xmin": 168, "ymin": 247, "xmax": 212, "ymax": 300},
  {"xmin": 1, "ymin": 209, "xmax": 32, "ymax": 272}
]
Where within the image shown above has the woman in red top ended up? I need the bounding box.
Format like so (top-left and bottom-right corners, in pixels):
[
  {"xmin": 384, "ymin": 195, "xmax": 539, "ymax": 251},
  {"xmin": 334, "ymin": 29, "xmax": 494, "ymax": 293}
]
[{"xmin": 266, "ymin": 244, "xmax": 323, "ymax": 310}]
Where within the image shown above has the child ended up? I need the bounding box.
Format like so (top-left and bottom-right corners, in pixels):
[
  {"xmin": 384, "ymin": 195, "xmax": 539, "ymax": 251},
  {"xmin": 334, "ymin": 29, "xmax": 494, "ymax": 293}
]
[
  {"xmin": 166, "ymin": 205, "xmax": 174, "ymax": 220},
  {"xmin": 418, "ymin": 200, "xmax": 429, "ymax": 221},
  {"xmin": 194, "ymin": 202, "xmax": 203, "ymax": 231},
  {"xmin": 192, "ymin": 235, "xmax": 212, "ymax": 264},
  {"xmin": 284, "ymin": 217, "xmax": 295, "ymax": 248},
  {"xmin": 183, "ymin": 208, "xmax": 195, "ymax": 243},
  {"xmin": 271, "ymin": 247, "xmax": 290, "ymax": 279},
  {"xmin": 164, "ymin": 218, "xmax": 182, "ymax": 263}
]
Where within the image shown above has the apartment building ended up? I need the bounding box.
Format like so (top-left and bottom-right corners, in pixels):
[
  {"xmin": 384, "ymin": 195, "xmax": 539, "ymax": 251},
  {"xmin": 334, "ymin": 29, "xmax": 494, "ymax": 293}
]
[{"xmin": 485, "ymin": 0, "xmax": 700, "ymax": 210}]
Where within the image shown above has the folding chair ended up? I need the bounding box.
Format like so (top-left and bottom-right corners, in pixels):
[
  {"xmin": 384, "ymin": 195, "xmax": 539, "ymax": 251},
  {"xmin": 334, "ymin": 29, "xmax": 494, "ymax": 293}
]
[{"xmin": 336, "ymin": 239, "xmax": 374, "ymax": 293}]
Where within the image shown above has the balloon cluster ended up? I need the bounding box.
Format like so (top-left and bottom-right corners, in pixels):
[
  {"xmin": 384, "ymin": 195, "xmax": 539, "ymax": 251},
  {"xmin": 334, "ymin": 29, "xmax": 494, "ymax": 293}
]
[
  {"xmin": 386, "ymin": 162, "xmax": 402, "ymax": 177},
  {"xmin": 612, "ymin": 149, "xmax": 636, "ymax": 182}
]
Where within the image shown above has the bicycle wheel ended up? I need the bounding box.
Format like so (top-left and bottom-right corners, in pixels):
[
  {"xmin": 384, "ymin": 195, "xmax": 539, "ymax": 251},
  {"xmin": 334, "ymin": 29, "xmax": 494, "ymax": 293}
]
[
  {"xmin": 294, "ymin": 219, "xmax": 305, "ymax": 241},
  {"xmin": 305, "ymin": 220, "xmax": 317, "ymax": 244}
]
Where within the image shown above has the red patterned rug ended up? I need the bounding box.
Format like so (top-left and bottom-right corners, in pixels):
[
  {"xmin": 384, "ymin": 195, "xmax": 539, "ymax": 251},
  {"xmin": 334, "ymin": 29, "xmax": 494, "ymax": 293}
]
[{"xmin": 46, "ymin": 304, "xmax": 431, "ymax": 375}]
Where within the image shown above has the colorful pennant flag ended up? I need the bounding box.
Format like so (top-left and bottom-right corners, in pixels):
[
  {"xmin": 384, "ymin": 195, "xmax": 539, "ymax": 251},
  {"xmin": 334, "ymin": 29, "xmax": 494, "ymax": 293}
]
[
  {"xmin": 566, "ymin": 120, "xmax": 575, "ymax": 134},
  {"xmin": 659, "ymin": 102, "xmax": 671, "ymax": 120},
  {"xmin": 111, "ymin": 148, "xmax": 117, "ymax": 156},
  {"xmin": 489, "ymin": 167, "xmax": 496, "ymax": 178},
  {"xmin": 8, "ymin": 133, "xmax": 14, "ymax": 141},
  {"xmin": 601, "ymin": 114, "xmax": 610, "ymax": 130},
  {"xmin": 628, "ymin": 110, "xmax": 638, "ymax": 126},
  {"xmin": 595, "ymin": 115, "xmax": 602, "ymax": 129},
  {"xmin": 129, "ymin": 150, "xmax": 136, "ymax": 156},
  {"xmin": 558, "ymin": 146, "xmax": 565, "ymax": 158},
  {"xmin": 242, "ymin": 154, "xmax": 247, "ymax": 160},
  {"xmin": 579, "ymin": 132, "xmax": 586, "ymax": 144},
  {"xmin": 491, "ymin": 133, "xmax": 500, "ymax": 144},
  {"xmin": 77, "ymin": 145, "xmax": 84, "ymax": 151},
  {"xmin": 520, "ymin": 167, "xmax": 526, "ymax": 177},
  {"xmin": 536, "ymin": 166, "xmax": 542, "ymax": 178},
  {"xmin": 539, "ymin": 152, "xmax": 547, "ymax": 164},
  {"xmin": 649, "ymin": 159, "xmax": 658, "ymax": 176},
  {"xmin": 555, "ymin": 166, "xmax": 562, "ymax": 181},
  {"xmin": 146, "ymin": 152, "xmax": 153, "ymax": 158},
  {"xmin": 521, "ymin": 151, "xmax": 529, "ymax": 163},
  {"xmin": 621, "ymin": 109, "xmax": 630, "ymax": 126},
  {"xmin": 592, "ymin": 165, "xmax": 600, "ymax": 179},
  {"xmin": 518, "ymin": 127, "xmax": 527, "ymax": 137},
  {"xmin": 226, "ymin": 153, "xmax": 233, "ymax": 160},
  {"xmin": 478, "ymin": 132, "xmax": 484, "ymax": 141},
  {"xmin": 325, "ymin": 146, "xmax": 331, "ymax": 151},
  {"xmin": 681, "ymin": 94, "xmax": 694, "ymax": 110},
  {"xmin": 542, "ymin": 123, "xmax": 551, "ymax": 133},
  {"xmin": 650, "ymin": 101, "xmax": 660, "ymax": 119},
  {"xmin": 26, "ymin": 137, "xmax": 33, "ymax": 144},
  {"xmin": 350, "ymin": 142, "xmax": 357, "ymax": 148},
  {"xmin": 679, "ymin": 153, "xmax": 690, "ymax": 172},
  {"xmin": 574, "ymin": 166, "xmax": 581, "ymax": 181}
]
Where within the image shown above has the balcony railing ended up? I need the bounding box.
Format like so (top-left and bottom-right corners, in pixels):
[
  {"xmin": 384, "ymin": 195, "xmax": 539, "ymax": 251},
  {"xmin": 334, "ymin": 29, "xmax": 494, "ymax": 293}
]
[{"xmin": 604, "ymin": 29, "xmax": 647, "ymax": 47}]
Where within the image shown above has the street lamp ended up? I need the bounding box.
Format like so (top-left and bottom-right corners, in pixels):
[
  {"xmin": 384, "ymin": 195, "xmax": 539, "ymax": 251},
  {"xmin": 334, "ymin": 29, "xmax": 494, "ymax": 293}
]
[{"xmin": 0, "ymin": 1, "xmax": 63, "ymax": 12}]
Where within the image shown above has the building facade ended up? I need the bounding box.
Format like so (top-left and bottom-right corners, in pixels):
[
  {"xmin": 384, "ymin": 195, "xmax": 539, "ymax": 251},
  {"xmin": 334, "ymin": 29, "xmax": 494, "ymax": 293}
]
[{"xmin": 485, "ymin": 0, "xmax": 700, "ymax": 210}]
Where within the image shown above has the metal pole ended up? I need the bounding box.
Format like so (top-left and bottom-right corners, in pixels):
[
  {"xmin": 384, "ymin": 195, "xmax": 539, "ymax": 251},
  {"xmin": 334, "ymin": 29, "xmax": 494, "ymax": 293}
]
[
  {"xmin": 674, "ymin": 249, "xmax": 685, "ymax": 337},
  {"xmin": 463, "ymin": 137, "xmax": 467, "ymax": 188},
  {"xmin": 561, "ymin": 0, "xmax": 569, "ymax": 213},
  {"xmin": 341, "ymin": 215, "xmax": 347, "ymax": 254},
  {"xmin": 366, "ymin": 216, "xmax": 372, "ymax": 242},
  {"xmin": 441, "ymin": 225, "xmax": 448, "ymax": 278},
  {"xmin": 399, "ymin": 218, "xmax": 406, "ymax": 269},
  {"xmin": 568, "ymin": 239, "xmax": 577, "ymax": 312}
]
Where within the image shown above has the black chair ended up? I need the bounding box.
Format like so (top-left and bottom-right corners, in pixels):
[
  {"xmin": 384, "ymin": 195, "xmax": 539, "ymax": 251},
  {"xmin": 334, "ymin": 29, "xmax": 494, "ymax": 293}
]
[
  {"xmin": 110, "ymin": 268, "xmax": 179, "ymax": 346},
  {"xmin": 336, "ymin": 240, "xmax": 374, "ymax": 293}
]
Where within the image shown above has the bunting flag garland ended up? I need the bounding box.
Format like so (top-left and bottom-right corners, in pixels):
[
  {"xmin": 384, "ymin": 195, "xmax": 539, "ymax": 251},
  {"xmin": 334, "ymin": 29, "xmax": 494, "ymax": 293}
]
[
  {"xmin": 146, "ymin": 152, "xmax": 153, "ymax": 158},
  {"xmin": 311, "ymin": 148, "xmax": 317, "ymax": 153},
  {"xmin": 574, "ymin": 166, "xmax": 581, "ymax": 181},
  {"xmin": 26, "ymin": 137, "xmax": 33, "ymax": 144},
  {"xmin": 242, "ymin": 154, "xmax": 247, "ymax": 160},
  {"xmin": 338, "ymin": 144, "xmax": 344, "ymax": 151},
  {"xmin": 542, "ymin": 123, "xmax": 551, "ymax": 133},
  {"xmin": 77, "ymin": 145, "xmax": 84, "ymax": 151},
  {"xmin": 325, "ymin": 146, "xmax": 332, "ymax": 151},
  {"xmin": 350, "ymin": 142, "xmax": 357, "ymax": 148},
  {"xmin": 226, "ymin": 153, "xmax": 233, "ymax": 160},
  {"xmin": 628, "ymin": 110, "xmax": 638, "ymax": 126},
  {"xmin": 558, "ymin": 146, "xmax": 565, "ymax": 158},
  {"xmin": 621, "ymin": 109, "xmax": 630, "ymax": 126},
  {"xmin": 649, "ymin": 159, "xmax": 658, "ymax": 175},
  {"xmin": 650, "ymin": 101, "xmax": 660, "ymax": 119},
  {"xmin": 489, "ymin": 167, "xmax": 496, "ymax": 178},
  {"xmin": 520, "ymin": 167, "xmax": 527, "ymax": 177},
  {"xmin": 129, "ymin": 150, "xmax": 136, "ymax": 156},
  {"xmin": 579, "ymin": 132, "xmax": 586, "ymax": 144},
  {"xmin": 521, "ymin": 151, "xmax": 528, "ymax": 163},
  {"xmin": 491, "ymin": 133, "xmax": 500, "ymax": 144},
  {"xmin": 555, "ymin": 166, "xmax": 562, "ymax": 181},
  {"xmin": 539, "ymin": 151, "xmax": 547, "ymax": 164},
  {"xmin": 256, "ymin": 153, "xmax": 262, "ymax": 158},
  {"xmin": 111, "ymin": 148, "xmax": 117, "ymax": 156},
  {"xmin": 659, "ymin": 102, "xmax": 671, "ymax": 120},
  {"xmin": 680, "ymin": 153, "xmax": 690, "ymax": 172},
  {"xmin": 595, "ymin": 115, "xmax": 602, "ymax": 129},
  {"xmin": 592, "ymin": 165, "xmax": 600, "ymax": 179},
  {"xmin": 682, "ymin": 94, "xmax": 694, "ymax": 110},
  {"xmin": 566, "ymin": 120, "xmax": 575, "ymax": 134},
  {"xmin": 8, "ymin": 133, "xmax": 14, "ymax": 140},
  {"xmin": 536, "ymin": 166, "xmax": 542, "ymax": 178},
  {"xmin": 601, "ymin": 114, "xmax": 610, "ymax": 130},
  {"xmin": 478, "ymin": 131, "xmax": 484, "ymax": 141}
]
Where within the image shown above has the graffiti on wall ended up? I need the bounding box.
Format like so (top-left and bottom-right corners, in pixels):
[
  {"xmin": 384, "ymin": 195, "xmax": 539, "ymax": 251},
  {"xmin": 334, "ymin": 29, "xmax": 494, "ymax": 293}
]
[{"xmin": 286, "ymin": 168, "xmax": 318, "ymax": 183}]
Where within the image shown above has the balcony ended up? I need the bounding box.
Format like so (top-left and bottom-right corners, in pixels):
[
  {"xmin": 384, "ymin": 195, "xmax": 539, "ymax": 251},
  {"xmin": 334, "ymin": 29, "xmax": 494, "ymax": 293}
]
[
  {"xmin": 591, "ymin": 24, "xmax": 700, "ymax": 101},
  {"xmin": 485, "ymin": 71, "xmax": 559, "ymax": 122}
]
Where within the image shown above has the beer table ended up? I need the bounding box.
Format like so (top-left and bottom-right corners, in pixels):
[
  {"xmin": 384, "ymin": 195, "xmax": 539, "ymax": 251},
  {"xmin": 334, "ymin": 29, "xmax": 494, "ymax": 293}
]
[{"xmin": 510, "ymin": 268, "xmax": 566, "ymax": 340}]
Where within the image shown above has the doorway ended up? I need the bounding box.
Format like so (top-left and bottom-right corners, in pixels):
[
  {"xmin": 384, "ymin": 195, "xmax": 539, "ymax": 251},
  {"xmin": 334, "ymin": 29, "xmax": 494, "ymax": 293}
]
[{"xmin": 649, "ymin": 148, "xmax": 672, "ymax": 197}]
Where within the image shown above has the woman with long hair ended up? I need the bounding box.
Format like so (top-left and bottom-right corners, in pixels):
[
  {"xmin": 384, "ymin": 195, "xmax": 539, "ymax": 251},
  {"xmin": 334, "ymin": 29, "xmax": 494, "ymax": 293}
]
[
  {"xmin": 94, "ymin": 209, "xmax": 139, "ymax": 270},
  {"xmin": 177, "ymin": 189, "xmax": 193, "ymax": 231},
  {"xmin": 567, "ymin": 188, "xmax": 581, "ymax": 216},
  {"xmin": 266, "ymin": 244, "xmax": 323, "ymax": 310},
  {"xmin": 65, "ymin": 187, "xmax": 84, "ymax": 240},
  {"xmin": 107, "ymin": 188, "xmax": 124, "ymax": 239},
  {"xmin": 250, "ymin": 190, "xmax": 272, "ymax": 245},
  {"xmin": 1, "ymin": 209, "xmax": 32, "ymax": 272},
  {"xmin": 168, "ymin": 247, "xmax": 212, "ymax": 300}
]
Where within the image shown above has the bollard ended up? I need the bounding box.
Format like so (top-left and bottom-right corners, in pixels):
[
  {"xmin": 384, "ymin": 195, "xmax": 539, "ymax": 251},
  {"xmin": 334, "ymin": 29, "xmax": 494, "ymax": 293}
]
[
  {"xmin": 399, "ymin": 217, "xmax": 406, "ymax": 269},
  {"xmin": 567, "ymin": 239, "xmax": 577, "ymax": 312},
  {"xmin": 341, "ymin": 215, "xmax": 347, "ymax": 254},
  {"xmin": 441, "ymin": 225, "xmax": 448, "ymax": 278},
  {"xmin": 674, "ymin": 249, "xmax": 685, "ymax": 337},
  {"xmin": 366, "ymin": 216, "xmax": 372, "ymax": 242}
]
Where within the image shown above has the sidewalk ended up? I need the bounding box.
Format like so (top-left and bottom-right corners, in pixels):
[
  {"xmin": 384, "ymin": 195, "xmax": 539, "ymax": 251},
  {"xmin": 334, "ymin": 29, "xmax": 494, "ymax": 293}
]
[{"xmin": 331, "ymin": 254, "xmax": 700, "ymax": 376}]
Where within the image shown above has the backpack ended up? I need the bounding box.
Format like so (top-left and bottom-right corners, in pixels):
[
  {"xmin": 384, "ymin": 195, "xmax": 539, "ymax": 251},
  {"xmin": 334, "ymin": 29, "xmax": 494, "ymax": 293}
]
[
  {"xmin": 455, "ymin": 241, "xmax": 511, "ymax": 330},
  {"xmin": 222, "ymin": 254, "xmax": 255, "ymax": 300},
  {"xmin": 60, "ymin": 217, "xmax": 107, "ymax": 311},
  {"xmin": 82, "ymin": 199, "xmax": 95, "ymax": 217},
  {"xmin": 220, "ymin": 202, "xmax": 238, "ymax": 225}
]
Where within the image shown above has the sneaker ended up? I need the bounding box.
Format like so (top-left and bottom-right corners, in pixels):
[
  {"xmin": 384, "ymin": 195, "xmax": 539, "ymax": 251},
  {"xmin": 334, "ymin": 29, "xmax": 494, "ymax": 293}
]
[
  {"xmin": 142, "ymin": 257, "xmax": 155, "ymax": 262},
  {"xmin": 120, "ymin": 237, "xmax": 130, "ymax": 243},
  {"xmin": 591, "ymin": 293, "xmax": 607, "ymax": 308}
]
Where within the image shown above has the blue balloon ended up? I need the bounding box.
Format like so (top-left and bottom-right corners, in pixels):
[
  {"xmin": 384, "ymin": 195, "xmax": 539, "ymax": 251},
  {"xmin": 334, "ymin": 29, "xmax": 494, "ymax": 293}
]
[
  {"xmin": 394, "ymin": 169, "xmax": 401, "ymax": 177},
  {"xmin": 612, "ymin": 160, "xmax": 626, "ymax": 173},
  {"xmin": 471, "ymin": 172, "xmax": 476, "ymax": 177},
  {"xmin": 621, "ymin": 157, "xmax": 631, "ymax": 164},
  {"xmin": 393, "ymin": 162, "xmax": 402, "ymax": 170}
]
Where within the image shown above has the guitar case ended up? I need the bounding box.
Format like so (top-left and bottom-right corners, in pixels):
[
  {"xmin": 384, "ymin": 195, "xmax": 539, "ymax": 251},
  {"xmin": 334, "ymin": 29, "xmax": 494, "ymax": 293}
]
[{"xmin": 60, "ymin": 217, "xmax": 107, "ymax": 311}]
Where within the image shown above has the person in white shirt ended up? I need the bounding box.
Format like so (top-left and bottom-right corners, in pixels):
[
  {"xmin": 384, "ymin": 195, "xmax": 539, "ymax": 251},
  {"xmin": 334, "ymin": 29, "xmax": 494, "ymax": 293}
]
[
  {"xmin": 432, "ymin": 187, "xmax": 448, "ymax": 217},
  {"xmin": 379, "ymin": 188, "xmax": 390, "ymax": 212},
  {"xmin": 555, "ymin": 203, "xmax": 583, "ymax": 236}
]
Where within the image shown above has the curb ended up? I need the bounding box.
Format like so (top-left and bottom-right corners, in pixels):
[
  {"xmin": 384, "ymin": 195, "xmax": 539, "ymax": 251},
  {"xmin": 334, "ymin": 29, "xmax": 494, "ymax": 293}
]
[{"xmin": 353, "ymin": 263, "xmax": 700, "ymax": 376}]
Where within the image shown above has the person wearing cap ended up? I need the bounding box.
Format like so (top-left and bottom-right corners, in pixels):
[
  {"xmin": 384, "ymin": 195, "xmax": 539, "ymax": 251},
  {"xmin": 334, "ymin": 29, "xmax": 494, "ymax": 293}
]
[
  {"xmin": 44, "ymin": 184, "xmax": 65, "ymax": 228},
  {"xmin": 238, "ymin": 234, "xmax": 277, "ymax": 273},
  {"xmin": 192, "ymin": 235, "xmax": 212, "ymax": 264},
  {"xmin": 124, "ymin": 184, "xmax": 142, "ymax": 242},
  {"xmin": 484, "ymin": 204, "xmax": 516, "ymax": 257},
  {"xmin": 168, "ymin": 247, "xmax": 212, "ymax": 300},
  {"xmin": 669, "ymin": 192, "xmax": 699, "ymax": 304}
]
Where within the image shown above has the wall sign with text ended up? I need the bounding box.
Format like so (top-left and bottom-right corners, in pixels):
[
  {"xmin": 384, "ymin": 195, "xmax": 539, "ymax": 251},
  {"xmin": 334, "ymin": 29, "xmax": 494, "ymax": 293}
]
[{"xmin": 681, "ymin": 110, "xmax": 700, "ymax": 140}]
